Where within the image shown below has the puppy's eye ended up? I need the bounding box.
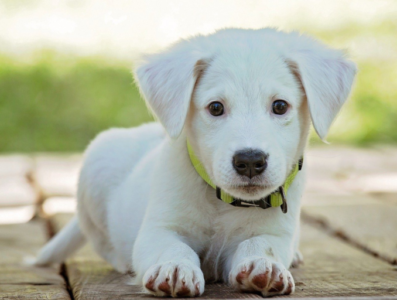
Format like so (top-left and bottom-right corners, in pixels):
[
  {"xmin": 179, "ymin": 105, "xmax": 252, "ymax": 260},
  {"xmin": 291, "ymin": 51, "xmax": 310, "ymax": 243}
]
[
  {"xmin": 272, "ymin": 100, "xmax": 289, "ymax": 115},
  {"xmin": 208, "ymin": 102, "xmax": 224, "ymax": 116}
]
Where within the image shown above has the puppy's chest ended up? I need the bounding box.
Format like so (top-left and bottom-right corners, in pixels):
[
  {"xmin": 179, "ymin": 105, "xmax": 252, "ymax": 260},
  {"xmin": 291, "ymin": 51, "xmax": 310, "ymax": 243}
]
[
  {"xmin": 175, "ymin": 203, "xmax": 256, "ymax": 247},
  {"xmin": 199, "ymin": 206, "xmax": 263, "ymax": 281}
]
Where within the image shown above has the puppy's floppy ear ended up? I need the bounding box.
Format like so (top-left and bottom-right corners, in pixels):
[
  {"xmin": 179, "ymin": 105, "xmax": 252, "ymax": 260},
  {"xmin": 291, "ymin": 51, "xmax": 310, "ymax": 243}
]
[
  {"xmin": 134, "ymin": 42, "xmax": 207, "ymax": 138},
  {"xmin": 287, "ymin": 40, "xmax": 357, "ymax": 140}
]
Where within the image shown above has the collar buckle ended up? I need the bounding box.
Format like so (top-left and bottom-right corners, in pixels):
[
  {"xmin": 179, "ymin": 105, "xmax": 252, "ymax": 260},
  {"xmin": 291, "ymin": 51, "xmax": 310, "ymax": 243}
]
[
  {"xmin": 279, "ymin": 186, "xmax": 288, "ymax": 214},
  {"xmin": 298, "ymin": 157, "xmax": 304, "ymax": 171},
  {"xmin": 216, "ymin": 186, "xmax": 222, "ymax": 200}
]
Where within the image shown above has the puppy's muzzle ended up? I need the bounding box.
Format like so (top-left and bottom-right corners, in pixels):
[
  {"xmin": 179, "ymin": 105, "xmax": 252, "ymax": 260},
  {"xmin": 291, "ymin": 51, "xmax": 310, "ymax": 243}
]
[{"xmin": 232, "ymin": 149, "xmax": 268, "ymax": 179}]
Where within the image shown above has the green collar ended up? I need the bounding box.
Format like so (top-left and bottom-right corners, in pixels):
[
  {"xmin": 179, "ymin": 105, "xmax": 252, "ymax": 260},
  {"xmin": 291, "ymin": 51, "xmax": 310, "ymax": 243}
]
[{"xmin": 187, "ymin": 141, "xmax": 303, "ymax": 213}]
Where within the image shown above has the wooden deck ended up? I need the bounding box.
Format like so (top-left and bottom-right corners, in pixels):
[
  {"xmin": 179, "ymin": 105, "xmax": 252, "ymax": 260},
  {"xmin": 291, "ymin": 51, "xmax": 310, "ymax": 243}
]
[{"xmin": 1, "ymin": 146, "xmax": 397, "ymax": 299}]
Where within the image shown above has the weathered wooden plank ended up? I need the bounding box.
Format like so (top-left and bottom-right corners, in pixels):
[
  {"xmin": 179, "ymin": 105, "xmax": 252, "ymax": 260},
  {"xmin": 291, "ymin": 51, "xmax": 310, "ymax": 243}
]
[
  {"xmin": 302, "ymin": 193, "xmax": 379, "ymax": 207},
  {"xmin": 0, "ymin": 220, "xmax": 71, "ymax": 299},
  {"xmin": 369, "ymin": 192, "xmax": 397, "ymax": 205},
  {"xmin": 33, "ymin": 155, "xmax": 82, "ymax": 198},
  {"xmin": 42, "ymin": 197, "xmax": 77, "ymax": 215},
  {"xmin": 0, "ymin": 205, "xmax": 36, "ymax": 225},
  {"xmin": 0, "ymin": 177, "xmax": 37, "ymax": 208},
  {"xmin": 0, "ymin": 156, "xmax": 37, "ymax": 209},
  {"xmin": 306, "ymin": 146, "xmax": 397, "ymax": 178},
  {"xmin": 303, "ymin": 199, "xmax": 397, "ymax": 265},
  {"xmin": 0, "ymin": 155, "xmax": 33, "ymax": 178},
  {"xmin": 53, "ymin": 213, "xmax": 397, "ymax": 299},
  {"xmin": 304, "ymin": 146, "xmax": 397, "ymax": 197},
  {"xmin": 0, "ymin": 285, "xmax": 70, "ymax": 300},
  {"xmin": 290, "ymin": 223, "xmax": 397, "ymax": 298}
]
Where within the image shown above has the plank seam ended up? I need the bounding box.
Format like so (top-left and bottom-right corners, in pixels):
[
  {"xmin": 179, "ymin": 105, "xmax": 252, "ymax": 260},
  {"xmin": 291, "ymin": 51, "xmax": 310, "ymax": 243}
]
[
  {"xmin": 26, "ymin": 167, "xmax": 46, "ymax": 218},
  {"xmin": 301, "ymin": 211, "xmax": 397, "ymax": 266},
  {"xmin": 29, "ymin": 161, "xmax": 75, "ymax": 299},
  {"xmin": 46, "ymin": 217, "xmax": 75, "ymax": 300},
  {"xmin": 60, "ymin": 263, "xmax": 75, "ymax": 300}
]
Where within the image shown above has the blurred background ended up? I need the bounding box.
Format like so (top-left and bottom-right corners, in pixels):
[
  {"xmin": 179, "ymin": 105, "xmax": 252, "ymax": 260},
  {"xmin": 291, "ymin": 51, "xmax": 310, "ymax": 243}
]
[
  {"xmin": 1, "ymin": 0, "xmax": 397, "ymax": 152},
  {"xmin": 1, "ymin": 0, "xmax": 397, "ymax": 225},
  {"xmin": 2, "ymin": 4, "xmax": 397, "ymax": 296}
]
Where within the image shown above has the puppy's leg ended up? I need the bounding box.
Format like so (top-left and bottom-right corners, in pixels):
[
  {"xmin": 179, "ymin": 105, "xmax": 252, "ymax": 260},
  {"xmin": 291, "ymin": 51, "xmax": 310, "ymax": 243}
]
[
  {"xmin": 291, "ymin": 250, "xmax": 304, "ymax": 268},
  {"xmin": 133, "ymin": 229, "xmax": 204, "ymax": 298},
  {"xmin": 291, "ymin": 223, "xmax": 304, "ymax": 268},
  {"xmin": 228, "ymin": 235, "xmax": 294, "ymax": 297}
]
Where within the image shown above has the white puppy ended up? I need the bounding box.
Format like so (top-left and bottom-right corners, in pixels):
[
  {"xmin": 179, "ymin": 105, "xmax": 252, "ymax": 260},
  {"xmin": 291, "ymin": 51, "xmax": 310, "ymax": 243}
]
[{"xmin": 35, "ymin": 28, "xmax": 356, "ymax": 297}]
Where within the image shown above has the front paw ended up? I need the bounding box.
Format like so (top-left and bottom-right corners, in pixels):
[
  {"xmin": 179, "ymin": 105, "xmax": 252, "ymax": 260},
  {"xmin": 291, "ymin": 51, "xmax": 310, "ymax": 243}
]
[
  {"xmin": 143, "ymin": 261, "xmax": 205, "ymax": 297},
  {"xmin": 229, "ymin": 257, "xmax": 294, "ymax": 297}
]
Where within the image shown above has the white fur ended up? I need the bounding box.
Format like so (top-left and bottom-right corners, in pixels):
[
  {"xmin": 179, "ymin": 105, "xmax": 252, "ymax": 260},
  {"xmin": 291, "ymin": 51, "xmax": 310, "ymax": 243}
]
[{"xmin": 35, "ymin": 28, "xmax": 356, "ymax": 297}]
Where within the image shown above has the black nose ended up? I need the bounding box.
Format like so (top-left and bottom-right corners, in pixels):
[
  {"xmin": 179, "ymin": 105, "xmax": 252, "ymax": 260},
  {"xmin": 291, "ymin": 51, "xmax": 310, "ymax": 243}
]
[{"xmin": 232, "ymin": 149, "xmax": 268, "ymax": 179}]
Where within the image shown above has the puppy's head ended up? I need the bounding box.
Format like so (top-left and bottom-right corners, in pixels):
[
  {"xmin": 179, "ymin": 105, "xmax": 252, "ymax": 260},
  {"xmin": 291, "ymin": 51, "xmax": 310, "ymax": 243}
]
[{"xmin": 134, "ymin": 28, "xmax": 356, "ymax": 201}]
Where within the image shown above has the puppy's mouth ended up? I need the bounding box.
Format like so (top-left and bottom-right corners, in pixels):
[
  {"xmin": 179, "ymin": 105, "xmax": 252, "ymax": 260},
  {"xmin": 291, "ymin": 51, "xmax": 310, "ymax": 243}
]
[
  {"xmin": 219, "ymin": 175, "xmax": 280, "ymax": 200},
  {"xmin": 233, "ymin": 184, "xmax": 266, "ymax": 194}
]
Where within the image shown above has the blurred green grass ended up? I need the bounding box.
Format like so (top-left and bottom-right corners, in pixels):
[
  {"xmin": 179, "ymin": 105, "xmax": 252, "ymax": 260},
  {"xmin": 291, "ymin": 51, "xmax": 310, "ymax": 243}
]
[
  {"xmin": 307, "ymin": 20, "xmax": 397, "ymax": 146},
  {"xmin": 0, "ymin": 54, "xmax": 152, "ymax": 152},
  {"xmin": 1, "ymin": 29, "xmax": 397, "ymax": 152}
]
